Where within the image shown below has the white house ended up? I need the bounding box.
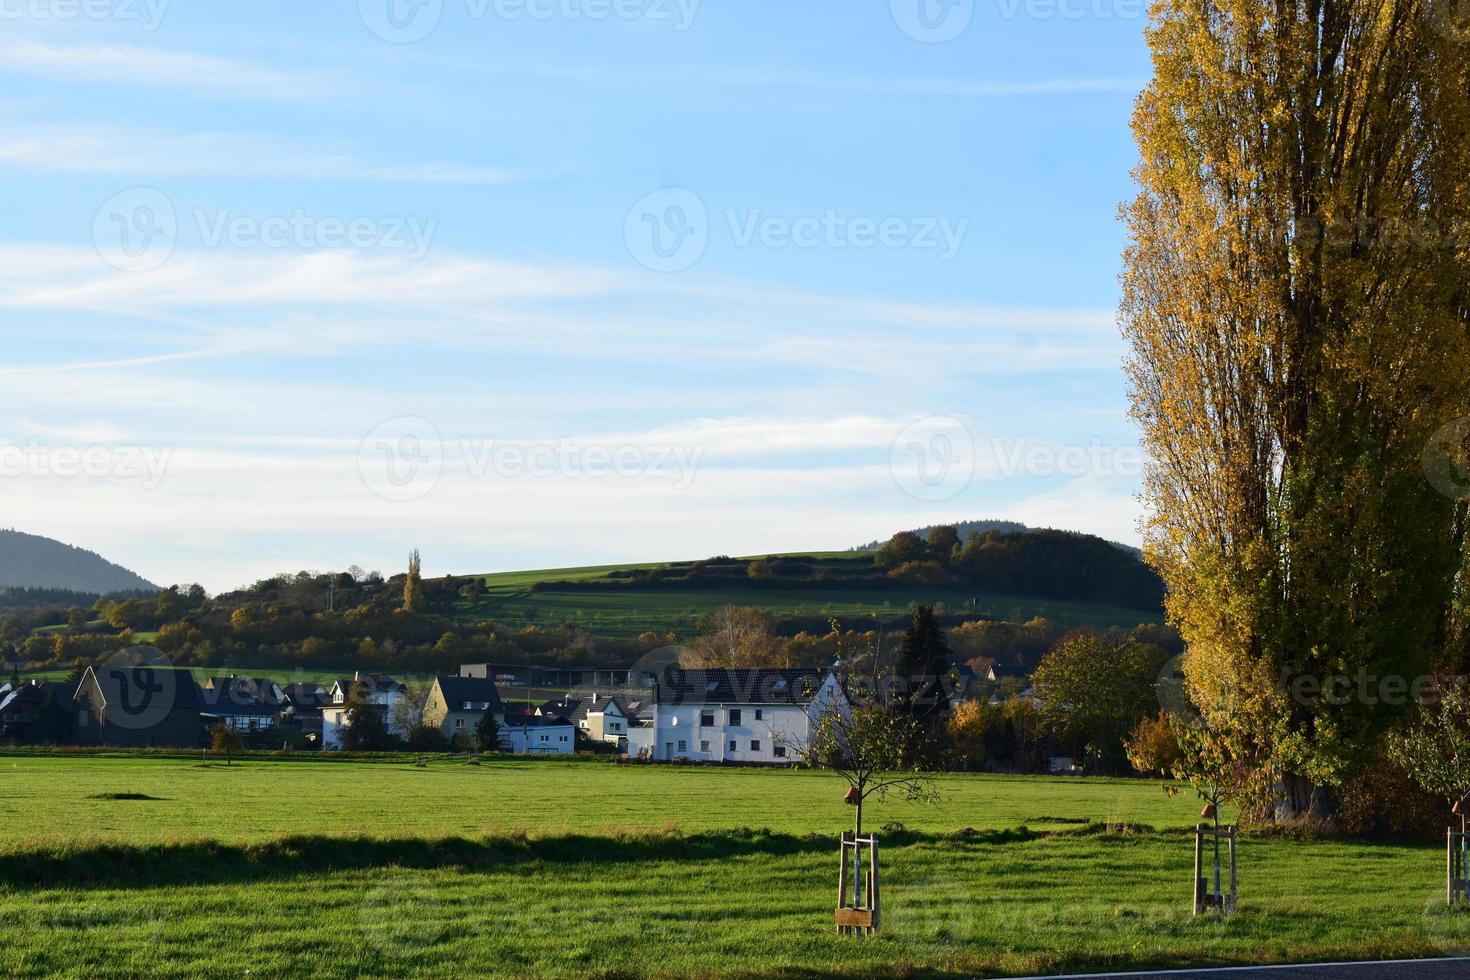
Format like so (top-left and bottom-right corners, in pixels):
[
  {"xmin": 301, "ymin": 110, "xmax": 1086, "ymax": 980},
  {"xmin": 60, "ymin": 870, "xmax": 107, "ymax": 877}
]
[
  {"xmin": 636, "ymin": 668, "xmax": 847, "ymax": 764},
  {"xmin": 321, "ymin": 673, "xmax": 410, "ymax": 750},
  {"xmin": 498, "ymin": 712, "xmax": 576, "ymax": 754},
  {"xmin": 539, "ymin": 694, "xmax": 631, "ymax": 749}
]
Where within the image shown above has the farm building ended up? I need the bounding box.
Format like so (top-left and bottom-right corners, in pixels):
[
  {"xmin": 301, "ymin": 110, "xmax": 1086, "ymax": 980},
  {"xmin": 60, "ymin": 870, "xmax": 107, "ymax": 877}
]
[{"xmin": 73, "ymin": 665, "xmax": 205, "ymax": 748}]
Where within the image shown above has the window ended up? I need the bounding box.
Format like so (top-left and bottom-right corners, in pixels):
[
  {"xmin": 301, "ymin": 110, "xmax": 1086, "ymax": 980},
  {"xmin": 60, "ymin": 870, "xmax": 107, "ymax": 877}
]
[
  {"xmin": 728, "ymin": 740, "xmax": 737, "ymax": 752},
  {"xmin": 729, "ymin": 709, "xmax": 742, "ymax": 725},
  {"xmin": 560, "ymin": 735, "xmax": 568, "ymax": 742},
  {"xmin": 700, "ymin": 711, "xmax": 715, "ymax": 727},
  {"xmin": 677, "ymin": 739, "xmax": 687, "ymax": 752},
  {"xmin": 750, "ymin": 740, "xmax": 761, "ymax": 752},
  {"xmin": 774, "ymin": 745, "xmax": 786, "ymax": 758},
  {"xmin": 700, "ymin": 740, "xmax": 710, "ymax": 753},
  {"xmin": 754, "ymin": 709, "xmax": 763, "ymax": 721},
  {"xmin": 455, "ymin": 718, "xmax": 465, "ymax": 729}
]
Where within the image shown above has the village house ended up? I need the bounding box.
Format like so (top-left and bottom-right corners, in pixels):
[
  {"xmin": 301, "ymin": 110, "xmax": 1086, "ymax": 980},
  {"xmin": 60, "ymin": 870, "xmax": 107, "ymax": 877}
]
[
  {"xmin": 73, "ymin": 664, "xmax": 205, "ymax": 749},
  {"xmin": 498, "ymin": 706, "xmax": 576, "ymax": 754},
  {"xmin": 0, "ymin": 679, "xmax": 61, "ymax": 742},
  {"xmin": 539, "ymin": 693, "xmax": 631, "ymax": 749},
  {"xmin": 627, "ymin": 667, "xmax": 847, "ymax": 764},
  {"xmin": 423, "ymin": 674, "xmax": 504, "ymax": 747},
  {"xmin": 321, "ymin": 673, "xmax": 409, "ymax": 750},
  {"xmin": 199, "ymin": 676, "xmax": 278, "ymax": 734}
]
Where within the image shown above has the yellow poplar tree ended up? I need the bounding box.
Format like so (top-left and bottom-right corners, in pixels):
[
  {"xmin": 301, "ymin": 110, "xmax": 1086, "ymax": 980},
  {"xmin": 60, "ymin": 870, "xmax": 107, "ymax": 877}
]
[{"xmin": 1122, "ymin": 0, "xmax": 1470, "ymax": 815}]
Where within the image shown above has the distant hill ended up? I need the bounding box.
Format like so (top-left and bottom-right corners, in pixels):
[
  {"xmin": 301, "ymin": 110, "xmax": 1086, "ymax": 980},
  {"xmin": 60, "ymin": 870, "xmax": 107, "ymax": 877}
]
[
  {"xmin": 851, "ymin": 520, "xmax": 1029, "ymax": 552},
  {"xmin": 0, "ymin": 530, "xmax": 158, "ymax": 595},
  {"xmin": 853, "ymin": 520, "xmax": 1141, "ymax": 557}
]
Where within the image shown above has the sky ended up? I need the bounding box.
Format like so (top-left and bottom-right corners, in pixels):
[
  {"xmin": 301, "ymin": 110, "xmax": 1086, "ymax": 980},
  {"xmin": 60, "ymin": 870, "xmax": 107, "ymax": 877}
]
[{"xmin": 0, "ymin": 0, "xmax": 1156, "ymax": 593}]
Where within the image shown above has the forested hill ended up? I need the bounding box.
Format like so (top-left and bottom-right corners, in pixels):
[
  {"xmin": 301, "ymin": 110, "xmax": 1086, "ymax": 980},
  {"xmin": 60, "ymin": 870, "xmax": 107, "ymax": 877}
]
[
  {"xmin": 0, "ymin": 530, "xmax": 158, "ymax": 595},
  {"xmin": 541, "ymin": 529, "xmax": 1165, "ymax": 614},
  {"xmin": 851, "ymin": 519, "xmax": 1029, "ymax": 552}
]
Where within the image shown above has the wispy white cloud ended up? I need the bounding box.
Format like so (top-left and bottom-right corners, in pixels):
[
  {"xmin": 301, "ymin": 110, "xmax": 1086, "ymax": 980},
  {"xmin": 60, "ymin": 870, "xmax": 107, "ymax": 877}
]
[
  {"xmin": 0, "ymin": 37, "xmax": 336, "ymax": 99},
  {"xmin": 0, "ymin": 124, "xmax": 521, "ymax": 184}
]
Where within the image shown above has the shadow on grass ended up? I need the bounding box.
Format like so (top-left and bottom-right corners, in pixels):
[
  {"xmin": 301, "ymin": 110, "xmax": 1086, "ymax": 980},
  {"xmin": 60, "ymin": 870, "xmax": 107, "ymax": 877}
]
[{"xmin": 0, "ymin": 824, "xmax": 1093, "ymax": 892}]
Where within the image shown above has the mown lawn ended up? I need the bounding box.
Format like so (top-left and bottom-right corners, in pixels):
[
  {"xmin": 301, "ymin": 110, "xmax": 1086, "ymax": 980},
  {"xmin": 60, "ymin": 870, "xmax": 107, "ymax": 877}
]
[
  {"xmin": 0, "ymin": 756, "xmax": 1209, "ymax": 840},
  {"xmin": 0, "ymin": 756, "xmax": 1458, "ymax": 978}
]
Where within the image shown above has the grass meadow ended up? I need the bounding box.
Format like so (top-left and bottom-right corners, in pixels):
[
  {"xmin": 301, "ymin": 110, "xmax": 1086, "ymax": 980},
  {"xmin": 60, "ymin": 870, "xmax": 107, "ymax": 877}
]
[{"xmin": 0, "ymin": 755, "xmax": 1464, "ymax": 978}]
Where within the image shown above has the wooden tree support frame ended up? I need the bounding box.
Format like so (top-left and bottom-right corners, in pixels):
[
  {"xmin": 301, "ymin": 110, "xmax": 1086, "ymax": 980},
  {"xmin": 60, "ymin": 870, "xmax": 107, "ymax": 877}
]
[
  {"xmin": 1193, "ymin": 824, "xmax": 1237, "ymax": 916},
  {"xmin": 1448, "ymin": 824, "xmax": 1469, "ymax": 907},
  {"xmin": 836, "ymin": 832, "xmax": 881, "ymax": 935}
]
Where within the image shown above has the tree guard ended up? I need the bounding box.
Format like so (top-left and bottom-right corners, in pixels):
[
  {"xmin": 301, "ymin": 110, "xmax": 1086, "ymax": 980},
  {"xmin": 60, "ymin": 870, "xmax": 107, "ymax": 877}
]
[
  {"xmin": 1193, "ymin": 824, "xmax": 1237, "ymax": 915},
  {"xmin": 835, "ymin": 833, "xmax": 880, "ymax": 935}
]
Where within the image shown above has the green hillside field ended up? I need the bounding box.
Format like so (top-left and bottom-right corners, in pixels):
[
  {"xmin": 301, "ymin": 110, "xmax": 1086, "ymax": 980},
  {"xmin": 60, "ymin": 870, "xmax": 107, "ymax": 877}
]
[{"xmin": 456, "ymin": 553, "xmax": 1163, "ymax": 639}]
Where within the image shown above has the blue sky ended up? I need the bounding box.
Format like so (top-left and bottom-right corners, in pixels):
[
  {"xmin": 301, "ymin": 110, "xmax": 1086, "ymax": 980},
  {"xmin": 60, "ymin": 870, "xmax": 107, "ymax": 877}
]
[{"xmin": 0, "ymin": 0, "xmax": 1153, "ymax": 592}]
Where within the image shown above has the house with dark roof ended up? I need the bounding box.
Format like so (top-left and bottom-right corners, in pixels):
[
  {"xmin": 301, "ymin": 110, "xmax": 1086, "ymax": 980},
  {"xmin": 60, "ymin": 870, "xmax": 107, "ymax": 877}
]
[
  {"xmin": 0, "ymin": 680, "xmax": 63, "ymax": 743},
  {"xmin": 279, "ymin": 682, "xmax": 330, "ymax": 738},
  {"xmin": 539, "ymin": 693, "xmax": 630, "ymax": 749},
  {"xmin": 423, "ymin": 674, "xmax": 504, "ymax": 748},
  {"xmin": 498, "ymin": 705, "xmax": 576, "ymax": 755},
  {"xmin": 627, "ymin": 667, "xmax": 846, "ymax": 764},
  {"xmin": 73, "ymin": 665, "xmax": 205, "ymax": 748},
  {"xmin": 198, "ymin": 676, "xmax": 278, "ymax": 734},
  {"xmin": 322, "ymin": 673, "xmax": 410, "ymax": 749}
]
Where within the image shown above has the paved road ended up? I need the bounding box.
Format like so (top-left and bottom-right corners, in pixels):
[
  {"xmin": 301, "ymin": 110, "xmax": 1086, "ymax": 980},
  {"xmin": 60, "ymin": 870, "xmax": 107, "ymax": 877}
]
[{"xmin": 1008, "ymin": 959, "xmax": 1470, "ymax": 979}]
